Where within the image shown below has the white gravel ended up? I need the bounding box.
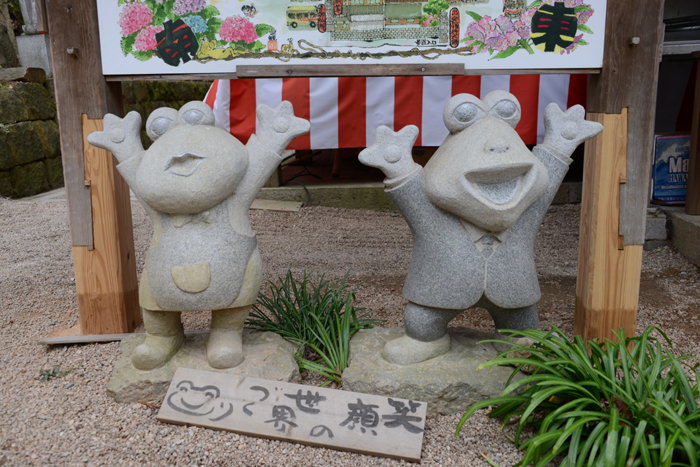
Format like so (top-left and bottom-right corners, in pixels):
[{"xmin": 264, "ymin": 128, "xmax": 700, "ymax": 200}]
[{"xmin": 1, "ymin": 198, "xmax": 698, "ymax": 466}]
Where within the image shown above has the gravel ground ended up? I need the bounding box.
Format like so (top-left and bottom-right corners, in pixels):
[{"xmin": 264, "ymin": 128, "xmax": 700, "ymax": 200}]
[{"xmin": 1, "ymin": 199, "xmax": 699, "ymax": 466}]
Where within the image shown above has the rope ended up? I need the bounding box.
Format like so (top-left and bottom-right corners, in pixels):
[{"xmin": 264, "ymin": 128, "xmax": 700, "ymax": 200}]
[{"xmin": 194, "ymin": 41, "xmax": 473, "ymax": 63}]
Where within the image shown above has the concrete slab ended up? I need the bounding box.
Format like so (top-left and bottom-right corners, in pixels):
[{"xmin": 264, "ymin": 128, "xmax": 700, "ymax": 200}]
[
  {"xmin": 645, "ymin": 206, "xmax": 668, "ymax": 241},
  {"xmin": 108, "ymin": 330, "xmax": 301, "ymax": 403},
  {"xmin": 342, "ymin": 327, "xmax": 524, "ymax": 417},
  {"xmin": 250, "ymin": 199, "xmax": 302, "ymax": 212},
  {"xmin": 258, "ymin": 181, "xmax": 585, "ymax": 210},
  {"xmin": 16, "ymin": 34, "xmax": 52, "ymax": 77},
  {"xmin": 662, "ymin": 207, "xmax": 700, "ymax": 267},
  {"xmin": 21, "ymin": 188, "xmax": 301, "ymax": 212}
]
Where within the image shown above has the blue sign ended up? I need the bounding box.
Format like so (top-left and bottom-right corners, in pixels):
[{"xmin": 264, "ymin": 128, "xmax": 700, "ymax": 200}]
[{"xmin": 653, "ymin": 135, "xmax": 690, "ymax": 204}]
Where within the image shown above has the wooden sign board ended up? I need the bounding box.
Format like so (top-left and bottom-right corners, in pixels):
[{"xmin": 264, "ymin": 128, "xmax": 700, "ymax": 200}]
[
  {"xmin": 157, "ymin": 368, "xmax": 427, "ymax": 462},
  {"xmin": 98, "ymin": 0, "xmax": 607, "ymax": 76}
]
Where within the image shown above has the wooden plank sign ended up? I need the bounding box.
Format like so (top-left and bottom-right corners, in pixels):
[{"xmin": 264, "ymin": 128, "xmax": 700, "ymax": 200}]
[
  {"xmin": 96, "ymin": 0, "xmax": 607, "ymax": 76},
  {"xmin": 157, "ymin": 368, "xmax": 427, "ymax": 462}
]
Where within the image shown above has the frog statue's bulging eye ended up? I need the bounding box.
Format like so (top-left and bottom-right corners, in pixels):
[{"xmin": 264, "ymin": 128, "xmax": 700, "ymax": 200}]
[
  {"xmin": 177, "ymin": 101, "xmax": 216, "ymax": 127},
  {"xmin": 493, "ymin": 100, "xmax": 518, "ymax": 119},
  {"xmin": 182, "ymin": 109, "xmax": 205, "ymax": 126},
  {"xmin": 482, "ymin": 90, "xmax": 521, "ymax": 129},
  {"xmin": 454, "ymin": 103, "xmax": 480, "ymax": 124},
  {"xmin": 443, "ymin": 94, "xmax": 486, "ymax": 134},
  {"xmin": 146, "ymin": 107, "xmax": 179, "ymax": 142},
  {"xmin": 152, "ymin": 117, "xmax": 175, "ymax": 136}
]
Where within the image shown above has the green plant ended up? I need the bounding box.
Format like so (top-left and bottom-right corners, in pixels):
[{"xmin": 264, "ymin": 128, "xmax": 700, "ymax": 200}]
[
  {"xmin": 456, "ymin": 326, "xmax": 700, "ymax": 467},
  {"xmin": 247, "ymin": 270, "xmax": 381, "ymax": 386},
  {"xmin": 422, "ymin": 0, "xmax": 449, "ymax": 17},
  {"xmin": 38, "ymin": 366, "xmax": 73, "ymax": 382}
]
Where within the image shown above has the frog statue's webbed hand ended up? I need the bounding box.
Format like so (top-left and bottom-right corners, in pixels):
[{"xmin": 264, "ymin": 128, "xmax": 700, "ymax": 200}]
[
  {"xmin": 255, "ymin": 101, "xmax": 311, "ymax": 155},
  {"xmin": 541, "ymin": 103, "xmax": 603, "ymax": 162},
  {"xmin": 359, "ymin": 125, "xmax": 420, "ymax": 180},
  {"xmin": 86, "ymin": 111, "xmax": 144, "ymax": 164}
]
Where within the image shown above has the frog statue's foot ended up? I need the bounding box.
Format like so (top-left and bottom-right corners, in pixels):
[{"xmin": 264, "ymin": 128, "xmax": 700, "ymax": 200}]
[
  {"xmin": 381, "ymin": 333, "xmax": 452, "ymax": 365},
  {"xmin": 132, "ymin": 310, "xmax": 185, "ymax": 371},
  {"xmin": 206, "ymin": 329, "xmax": 244, "ymax": 369},
  {"xmin": 205, "ymin": 306, "xmax": 251, "ymax": 369}
]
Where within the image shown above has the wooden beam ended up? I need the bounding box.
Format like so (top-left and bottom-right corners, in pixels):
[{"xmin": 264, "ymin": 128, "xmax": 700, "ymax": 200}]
[
  {"xmin": 106, "ymin": 74, "xmax": 232, "ymax": 82},
  {"xmin": 236, "ymin": 63, "xmax": 464, "ymax": 78},
  {"xmin": 74, "ymin": 116, "xmax": 140, "ymax": 335},
  {"xmin": 586, "ymin": 0, "xmax": 665, "ymax": 246},
  {"xmin": 35, "ymin": 0, "xmax": 49, "ymax": 34},
  {"xmin": 46, "ymin": 0, "xmax": 124, "ymax": 248},
  {"xmin": 463, "ymin": 68, "xmax": 601, "ymax": 76},
  {"xmin": 102, "ymin": 66, "xmax": 602, "ymax": 82},
  {"xmin": 46, "ymin": 0, "xmax": 140, "ymax": 335},
  {"xmin": 686, "ymin": 56, "xmax": 700, "ymax": 215},
  {"xmin": 574, "ymin": 111, "xmax": 643, "ymax": 344}
]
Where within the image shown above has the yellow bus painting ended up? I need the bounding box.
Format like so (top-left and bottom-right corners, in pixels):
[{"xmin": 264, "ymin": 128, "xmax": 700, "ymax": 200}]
[{"xmin": 286, "ymin": 6, "xmax": 319, "ymax": 29}]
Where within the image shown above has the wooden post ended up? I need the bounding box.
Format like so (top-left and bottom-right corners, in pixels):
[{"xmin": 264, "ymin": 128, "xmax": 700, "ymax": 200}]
[
  {"xmin": 46, "ymin": 0, "xmax": 140, "ymax": 334},
  {"xmin": 574, "ymin": 0, "xmax": 665, "ymax": 344},
  {"xmin": 575, "ymin": 111, "xmax": 643, "ymax": 343},
  {"xmin": 686, "ymin": 53, "xmax": 700, "ymax": 215}
]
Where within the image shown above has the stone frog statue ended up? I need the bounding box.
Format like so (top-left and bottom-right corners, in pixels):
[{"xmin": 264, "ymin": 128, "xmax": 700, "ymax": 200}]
[
  {"xmin": 359, "ymin": 91, "xmax": 603, "ymax": 365},
  {"xmin": 87, "ymin": 101, "xmax": 310, "ymax": 371}
]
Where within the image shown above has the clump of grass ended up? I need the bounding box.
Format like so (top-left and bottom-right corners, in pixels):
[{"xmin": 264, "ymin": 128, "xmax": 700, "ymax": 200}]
[
  {"xmin": 38, "ymin": 366, "xmax": 73, "ymax": 383},
  {"xmin": 247, "ymin": 270, "xmax": 381, "ymax": 386},
  {"xmin": 456, "ymin": 326, "xmax": 700, "ymax": 467}
]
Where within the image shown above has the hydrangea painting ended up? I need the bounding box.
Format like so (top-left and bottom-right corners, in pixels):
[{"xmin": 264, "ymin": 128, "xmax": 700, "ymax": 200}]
[
  {"xmin": 99, "ymin": 0, "xmax": 606, "ymax": 73},
  {"xmin": 462, "ymin": 0, "xmax": 596, "ymax": 59},
  {"xmin": 117, "ymin": 0, "xmax": 273, "ymax": 62}
]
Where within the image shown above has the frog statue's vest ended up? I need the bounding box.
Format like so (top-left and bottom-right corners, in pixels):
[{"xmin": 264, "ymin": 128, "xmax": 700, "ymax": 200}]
[
  {"xmin": 387, "ymin": 146, "xmax": 568, "ymax": 311},
  {"xmin": 143, "ymin": 200, "xmax": 257, "ymax": 311}
]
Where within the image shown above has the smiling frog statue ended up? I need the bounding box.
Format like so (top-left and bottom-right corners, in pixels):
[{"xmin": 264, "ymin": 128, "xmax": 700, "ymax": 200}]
[
  {"xmin": 88, "ymin": 101, "xmax": 310, "ymax": 371},
  {"xmin": 360, "ymin": 91, "xmax": 603, "ymax": 365}
]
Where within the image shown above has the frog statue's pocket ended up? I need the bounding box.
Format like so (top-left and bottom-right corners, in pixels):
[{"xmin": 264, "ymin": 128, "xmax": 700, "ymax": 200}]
[{"xmin": 171, "ymin": 262, "xmax": 211, "ymax": 294}]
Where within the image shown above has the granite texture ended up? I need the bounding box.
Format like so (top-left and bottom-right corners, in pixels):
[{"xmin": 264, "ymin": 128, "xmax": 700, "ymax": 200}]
[
  {"xmin": 87, "ymin": 101, "xmax": 310, "ymax": 370},
  {"xmin": 645, "ymin": 207, "xmax": 668, "ymax": 241},
  {"xmin": 15, "ymin": 34, "xmax": 53, "ymax": 77},
  {"xmin": 342, "ymin": 327, "xmax": 524, "ymax": 416},
  {"xmin": 107, "ymin": 330, "xmax": 301, "ymax": 403},
  {"xmin": 359, "ymin": 91, "xmax": 603, "ymax": 365}
]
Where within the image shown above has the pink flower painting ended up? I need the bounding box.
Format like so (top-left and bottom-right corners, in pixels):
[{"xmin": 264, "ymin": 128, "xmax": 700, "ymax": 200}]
[
  {"xmin": 172, "ymin": 0, "xmax": 208, "ymax": 17},
  {"xmin": 219, "ymin": 15, "xmax": 257, "ymax": 44},
  {"xmin": 119, "ymin": 2, "xmax": 153, "ymax": 36},
  {"xmin": 134, "ymin": 26, "xmax": 164, "ymax": 52},
  {"xmin": 463, "ymin": 1, "xmax": 594, "ymax": 59}
]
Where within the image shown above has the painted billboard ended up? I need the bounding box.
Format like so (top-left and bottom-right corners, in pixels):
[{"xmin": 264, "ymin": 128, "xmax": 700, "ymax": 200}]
[{"xmin": 97, "ymin": 0, "xmax": 607, "ymax": 74}]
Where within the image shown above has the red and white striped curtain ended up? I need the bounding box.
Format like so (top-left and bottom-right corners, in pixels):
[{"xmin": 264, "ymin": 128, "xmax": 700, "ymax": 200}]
[{"xmin": 204, "ymin": 75, "xmax": 587, "ymax": 150}]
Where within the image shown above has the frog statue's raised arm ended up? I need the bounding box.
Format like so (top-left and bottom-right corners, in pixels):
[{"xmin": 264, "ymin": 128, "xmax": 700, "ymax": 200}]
[
  {"xmin": 87, "ymin": 101, "xmax": 309, "ymax": 371},
  {"xmin": 359, "ymin": 91, "xmax": 602, "ymax": 365}
]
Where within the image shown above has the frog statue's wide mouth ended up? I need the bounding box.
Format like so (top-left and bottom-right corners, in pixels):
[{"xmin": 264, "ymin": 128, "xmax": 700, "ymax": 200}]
[
  {"xmin": 164, "ymin": 152, "xmax": 206, "ymax": 177},
  {"xmin": 462, "ymin": 163, "xmax": 535, "ymax": 207}
]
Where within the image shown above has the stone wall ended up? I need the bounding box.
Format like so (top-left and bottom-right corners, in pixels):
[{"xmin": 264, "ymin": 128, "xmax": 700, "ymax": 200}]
[{"xmin": 0, "ymin": 80, "xmax": 60, "ymax": 198}]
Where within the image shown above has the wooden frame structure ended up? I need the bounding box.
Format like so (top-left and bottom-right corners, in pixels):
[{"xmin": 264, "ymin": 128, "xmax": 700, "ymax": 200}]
[
  {"xmin": 687, "ymin": 51, "xmax": 700, "ymax": 216},
  {"xmin": 574, "ymin": 0, "xmax": 666, "ymax": 344},
  {"xmin": 44, "ymin": 0, "xmax": 666, "ymax": 341}
]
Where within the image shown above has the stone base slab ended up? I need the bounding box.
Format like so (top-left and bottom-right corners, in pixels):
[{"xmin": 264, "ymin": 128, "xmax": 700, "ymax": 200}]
[
  {"xmin": 663, "ymin": 206, "xmax": 700, "ymax": 267},
  {"xmin": 342, "ymin": 327, "xmax": 523, "ymax": 416},
  {"xmin": 108, "ymin": 330, "xmax": 301, "ymax": 403}
]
